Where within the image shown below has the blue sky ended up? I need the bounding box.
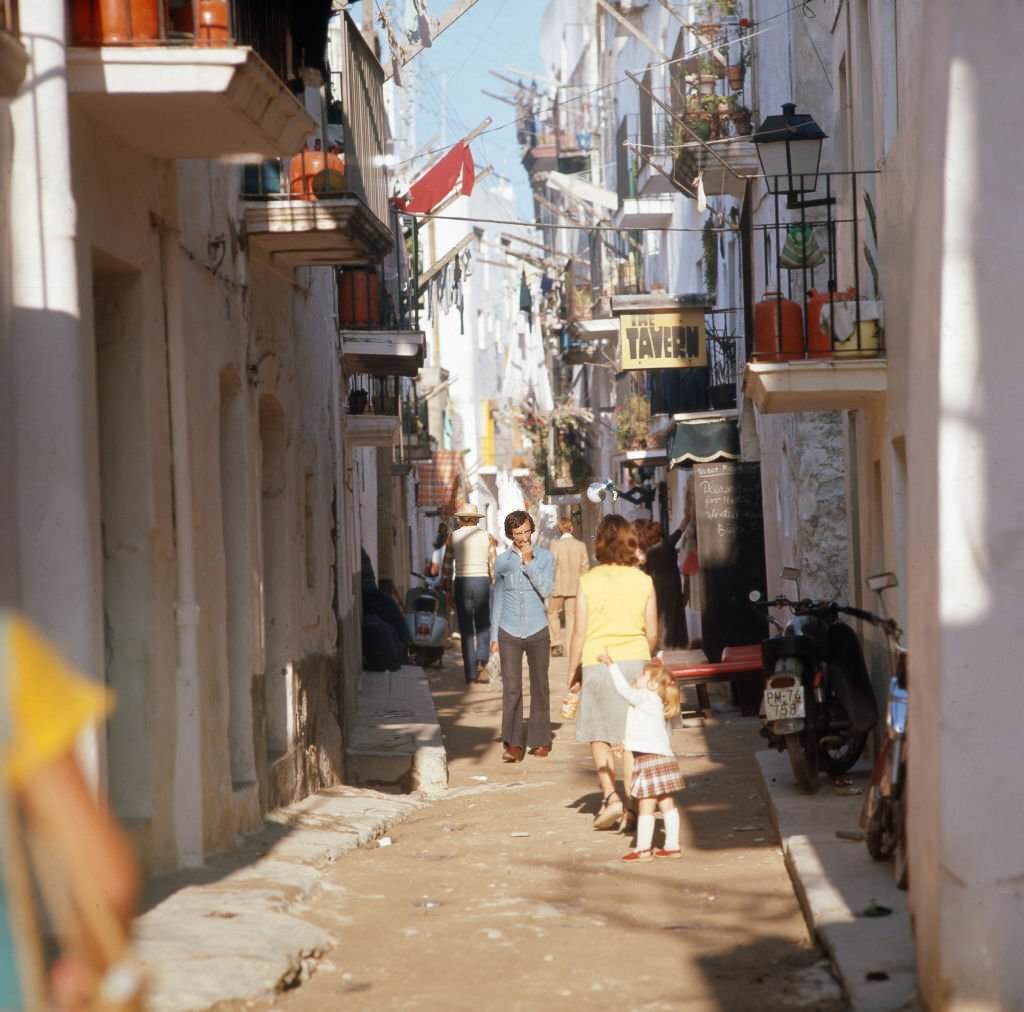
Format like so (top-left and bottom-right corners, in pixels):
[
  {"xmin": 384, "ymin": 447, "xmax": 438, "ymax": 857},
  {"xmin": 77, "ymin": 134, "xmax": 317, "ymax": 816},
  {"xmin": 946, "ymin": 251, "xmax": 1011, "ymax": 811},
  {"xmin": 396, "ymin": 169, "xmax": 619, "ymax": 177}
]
[{"xmin": 399, "ymin": 0, "xmax": 551, "ymax": 218}]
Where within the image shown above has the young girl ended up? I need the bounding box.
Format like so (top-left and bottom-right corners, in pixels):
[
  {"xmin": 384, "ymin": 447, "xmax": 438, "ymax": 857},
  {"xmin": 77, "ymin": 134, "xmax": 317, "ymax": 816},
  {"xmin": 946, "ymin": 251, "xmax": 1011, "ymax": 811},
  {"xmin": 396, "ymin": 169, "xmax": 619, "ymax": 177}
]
[{"xmin": 597, "ymin": 652, "xmax": 684, "ymax": 862}]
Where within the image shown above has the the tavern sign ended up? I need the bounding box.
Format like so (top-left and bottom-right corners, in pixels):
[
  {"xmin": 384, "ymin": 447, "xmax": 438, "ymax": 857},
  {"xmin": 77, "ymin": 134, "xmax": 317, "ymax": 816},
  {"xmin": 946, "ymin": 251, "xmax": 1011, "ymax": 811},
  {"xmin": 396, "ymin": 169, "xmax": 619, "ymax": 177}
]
[{"xmin": 618, "ymin": 308, "xmax": 707, "ymax": 371}]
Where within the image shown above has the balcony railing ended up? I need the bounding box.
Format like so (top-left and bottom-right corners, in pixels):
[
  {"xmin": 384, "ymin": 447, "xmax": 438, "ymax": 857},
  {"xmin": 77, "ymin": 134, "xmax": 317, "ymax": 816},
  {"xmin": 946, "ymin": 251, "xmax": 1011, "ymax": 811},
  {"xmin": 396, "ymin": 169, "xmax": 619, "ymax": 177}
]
[
  {"xmin": 65, "ymin": 0, "xmax": 315, "ymax": 158},
  {"xmin": 519, "ymin": 86, "xmax": 593, "ymax": 175},
  {"xmin": 647, "ymin": 313, "xmax": 742, "ymax": 416},
  {"xmin": 240, "ymin": 13, "xmax": 388, "ymax": 237},
  {"xmin": 752, "ymin": 171, "xmax": 884, "ymax": 361},
  {"xmin": 339, "ymin": 13, "xmax": 388, "ymax": 229},
  {"xmin": 398, "ymin": 383, "xmax": 434, "ymax": 461},
  {"xmin": 616, "ymin": 111, "xmax": 672, "ymax": 202},
  {"xmin": 1, "ymin": 0, "xmax": 18, "ymax": 35},
  {"xmin": 346, "ymin": 374, "xmax": 399, "ymax": 417}
]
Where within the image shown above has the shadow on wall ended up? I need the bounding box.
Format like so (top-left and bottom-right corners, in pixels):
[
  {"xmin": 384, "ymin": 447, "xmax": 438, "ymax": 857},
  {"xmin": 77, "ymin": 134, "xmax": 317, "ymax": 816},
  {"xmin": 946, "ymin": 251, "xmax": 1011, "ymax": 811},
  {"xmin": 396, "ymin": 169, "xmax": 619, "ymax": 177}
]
[{"xmin": 262, "ymin": 652, "xmax": 347, "ymax": 812}]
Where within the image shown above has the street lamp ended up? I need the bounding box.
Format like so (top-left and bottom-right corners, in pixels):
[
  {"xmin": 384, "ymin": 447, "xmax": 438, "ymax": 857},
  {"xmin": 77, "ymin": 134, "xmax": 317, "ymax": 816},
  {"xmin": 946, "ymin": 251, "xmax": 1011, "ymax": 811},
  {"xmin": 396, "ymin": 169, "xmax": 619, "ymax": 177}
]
[
  {"xmin": 752, "ymin": 102, "xmax": 834, "ymax": 209},
  {"xmin": 586, "ymin": 479, "xmax": 655, "ymax": 509}
]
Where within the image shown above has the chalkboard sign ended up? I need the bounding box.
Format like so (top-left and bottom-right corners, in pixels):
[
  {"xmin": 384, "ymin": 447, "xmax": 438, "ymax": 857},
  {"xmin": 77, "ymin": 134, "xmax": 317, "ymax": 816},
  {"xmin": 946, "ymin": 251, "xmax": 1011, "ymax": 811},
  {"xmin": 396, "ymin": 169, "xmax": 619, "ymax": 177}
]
[{"xmin": 693, "ymin": 462, "xmax": 768, "ymax": 665}]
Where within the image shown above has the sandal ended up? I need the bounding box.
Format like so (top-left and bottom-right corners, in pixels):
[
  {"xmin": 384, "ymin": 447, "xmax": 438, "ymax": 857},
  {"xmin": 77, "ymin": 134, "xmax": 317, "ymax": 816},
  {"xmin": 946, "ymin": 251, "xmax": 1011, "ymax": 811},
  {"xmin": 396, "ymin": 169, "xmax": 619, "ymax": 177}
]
[
  {"xmin": 593, "ymin": 792, "xmax": 624, "ymax": 830},
  {"xmin": 618, "ymin": 809, "xmax": 637, "ymax": 834},
  {"xmin": 621, "ymin": 849, "xmax": 653, "ymax": 863}
]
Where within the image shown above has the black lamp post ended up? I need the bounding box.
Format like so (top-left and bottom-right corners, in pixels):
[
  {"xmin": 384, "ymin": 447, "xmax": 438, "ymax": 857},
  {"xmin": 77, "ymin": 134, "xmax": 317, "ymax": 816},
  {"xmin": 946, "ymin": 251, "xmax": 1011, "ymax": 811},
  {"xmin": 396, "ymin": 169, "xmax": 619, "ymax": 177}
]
[{"xmin": 752, "ymin": 102, "xmax": 835, "ymax": 210}]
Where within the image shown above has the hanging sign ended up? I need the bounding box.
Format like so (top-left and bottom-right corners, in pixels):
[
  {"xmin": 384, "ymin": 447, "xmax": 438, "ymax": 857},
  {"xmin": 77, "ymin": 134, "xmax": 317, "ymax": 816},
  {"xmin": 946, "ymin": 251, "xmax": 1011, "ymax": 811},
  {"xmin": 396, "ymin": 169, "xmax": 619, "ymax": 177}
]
[{"xmin": 618, "ymin": 308, "xmax": 707, "ymax": 371}]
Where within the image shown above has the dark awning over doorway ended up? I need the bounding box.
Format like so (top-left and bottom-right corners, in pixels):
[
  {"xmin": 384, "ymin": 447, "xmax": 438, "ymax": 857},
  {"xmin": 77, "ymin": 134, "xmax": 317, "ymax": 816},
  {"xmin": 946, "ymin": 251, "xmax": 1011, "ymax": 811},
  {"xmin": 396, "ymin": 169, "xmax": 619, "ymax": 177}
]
[{"xmin": 668, "ymin": 417, "xmax": 740, "ymax": 467}]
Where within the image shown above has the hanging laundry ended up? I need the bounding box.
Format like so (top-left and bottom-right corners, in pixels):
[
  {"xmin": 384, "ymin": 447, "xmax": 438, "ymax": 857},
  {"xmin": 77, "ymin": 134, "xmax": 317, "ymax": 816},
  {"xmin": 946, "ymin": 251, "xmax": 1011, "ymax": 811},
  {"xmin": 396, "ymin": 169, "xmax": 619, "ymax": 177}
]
[
  {"xmin": 408, "ymin": 0, "xmax": 433, "ymax": 46},
  {"xmin": 393, "ymin": 139, "xmax": 475, "ymax": 214},
  {"xmin": 519, "ymin": 270, "xmax": 533, "ymax": 328},
  {"xmin": 779, "ymin": 224, "xmax": 826, "ymax": 269}
]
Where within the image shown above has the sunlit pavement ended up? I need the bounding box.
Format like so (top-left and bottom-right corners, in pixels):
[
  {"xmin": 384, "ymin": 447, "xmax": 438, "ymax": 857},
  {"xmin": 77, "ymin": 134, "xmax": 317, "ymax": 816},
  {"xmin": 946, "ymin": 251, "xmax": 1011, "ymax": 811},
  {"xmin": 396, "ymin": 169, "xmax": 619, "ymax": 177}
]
[{"xmin": 220, "ymin": 646, "xmax": 844, "ymax": 1012}]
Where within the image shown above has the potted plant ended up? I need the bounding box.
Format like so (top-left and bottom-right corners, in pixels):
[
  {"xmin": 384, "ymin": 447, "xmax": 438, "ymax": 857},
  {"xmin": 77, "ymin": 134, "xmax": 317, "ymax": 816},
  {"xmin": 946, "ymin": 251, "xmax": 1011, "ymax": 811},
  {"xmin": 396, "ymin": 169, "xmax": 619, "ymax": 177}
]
[
  {"xmin": 702, "ymin": 218, "xmax": 719, "ymax": 299},
  {"xmin": 730, "ymin": 101, "xmax": 753, "ymax": 136},
  {"xmin": 348, "ymin": 388, "xmax": 369, "ymax": 415},
  {"xmin": 614, "ymin": 393, "xmax": 652, "ymax": 452}
]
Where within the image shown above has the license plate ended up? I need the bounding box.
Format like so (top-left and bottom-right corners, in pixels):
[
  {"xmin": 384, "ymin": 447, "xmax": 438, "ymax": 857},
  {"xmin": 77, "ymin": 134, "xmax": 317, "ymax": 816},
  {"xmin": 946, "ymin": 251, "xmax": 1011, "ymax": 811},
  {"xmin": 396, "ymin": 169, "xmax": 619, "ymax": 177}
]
[{"xmin": 764, "ymin": 685, "xmax": 805, "ymax": 721}]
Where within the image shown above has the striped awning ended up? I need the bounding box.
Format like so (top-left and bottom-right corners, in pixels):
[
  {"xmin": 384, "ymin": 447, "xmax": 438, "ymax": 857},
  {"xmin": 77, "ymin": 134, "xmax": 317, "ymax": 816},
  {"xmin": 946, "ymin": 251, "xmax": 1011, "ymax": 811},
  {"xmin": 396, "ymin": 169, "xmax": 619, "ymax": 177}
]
[{"xmin": 668, "ymin": 417, "xmax": 741, "ymax": 467}]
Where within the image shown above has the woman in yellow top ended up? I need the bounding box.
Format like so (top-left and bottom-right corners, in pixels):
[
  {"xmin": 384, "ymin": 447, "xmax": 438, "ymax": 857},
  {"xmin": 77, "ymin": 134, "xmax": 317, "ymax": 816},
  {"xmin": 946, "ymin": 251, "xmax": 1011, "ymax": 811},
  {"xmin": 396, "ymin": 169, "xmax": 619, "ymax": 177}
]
[
  {"xmin": 1, "ymin": 612, "xmax": 139, "ymax": 1010},
  {"xmin": 567, "ymin": 515, "xmax": 658, "ymax": 830}
]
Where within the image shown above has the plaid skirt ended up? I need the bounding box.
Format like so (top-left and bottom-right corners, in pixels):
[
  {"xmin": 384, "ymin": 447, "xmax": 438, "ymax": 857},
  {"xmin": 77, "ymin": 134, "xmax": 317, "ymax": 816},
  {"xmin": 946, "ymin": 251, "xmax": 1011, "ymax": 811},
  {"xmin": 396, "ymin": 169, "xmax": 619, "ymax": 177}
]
[{"xmin": 631, "ymin": 752, "xmax": 685, "ymax": 799}]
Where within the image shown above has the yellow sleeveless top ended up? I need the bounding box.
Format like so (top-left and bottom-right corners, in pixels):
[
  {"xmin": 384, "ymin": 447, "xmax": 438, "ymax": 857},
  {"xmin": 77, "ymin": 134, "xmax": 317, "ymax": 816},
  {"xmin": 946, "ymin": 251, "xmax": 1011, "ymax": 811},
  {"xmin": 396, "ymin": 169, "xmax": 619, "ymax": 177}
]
[{"xmin": 579, "ymin": 565, "xmax": 654, "ymax": 666}]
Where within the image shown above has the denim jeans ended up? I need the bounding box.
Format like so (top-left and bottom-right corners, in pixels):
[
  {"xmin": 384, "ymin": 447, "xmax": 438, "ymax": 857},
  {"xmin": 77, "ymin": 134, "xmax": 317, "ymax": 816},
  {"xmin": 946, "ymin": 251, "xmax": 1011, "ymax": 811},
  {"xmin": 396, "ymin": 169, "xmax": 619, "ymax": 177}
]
[
  {"xmin": 454, "ymin": 576, "xmax": 491, "ymax": 683},
  {"xmin": 498, "ymin": 626, "xmax": 552, "ymax": 749}
]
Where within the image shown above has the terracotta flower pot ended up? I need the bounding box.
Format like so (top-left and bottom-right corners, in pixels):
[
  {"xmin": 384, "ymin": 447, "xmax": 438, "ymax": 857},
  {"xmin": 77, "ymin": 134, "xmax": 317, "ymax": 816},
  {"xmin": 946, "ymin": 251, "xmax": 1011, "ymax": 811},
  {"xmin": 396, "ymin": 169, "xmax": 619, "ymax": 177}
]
[{"xmin": 727, "ymin": 64, "xmax": 745, "ymax": 90}]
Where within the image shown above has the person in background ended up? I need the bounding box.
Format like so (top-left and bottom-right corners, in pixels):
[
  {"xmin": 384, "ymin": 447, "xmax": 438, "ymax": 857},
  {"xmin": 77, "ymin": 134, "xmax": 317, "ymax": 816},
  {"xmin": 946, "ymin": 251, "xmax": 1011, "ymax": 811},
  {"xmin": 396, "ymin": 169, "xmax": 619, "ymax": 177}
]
[
  {"xmin": 1, "ymin": 612, "xmax": 140, "ymax": 1011},
  {"xmin": 428, "ymin": 521, "xmax": 449, "ymax": 581},
  {"xmin": 632, "ymin": 518, "xmax": 650, "ymax": 567},
  {"xmin": 442, "ymin": 504, "xmax": 497, "ymax": 685},
  {"xmin": 547, "ymin": 516, "xmax": 589, "ymax": 658},
  {"xmin": 641, "ymin": 519, "xmax": 688, "ymax": 650},
  {"xmin": 490, "ymin": 511, "xmax": 555, "ymax": 762},
  {"xmin": 567, "ymin": 515, "xmax": 658, "ymax": 832},
  {"xmin": 681, "ymin": 472, "xmax": 704, "ymax": 649}
]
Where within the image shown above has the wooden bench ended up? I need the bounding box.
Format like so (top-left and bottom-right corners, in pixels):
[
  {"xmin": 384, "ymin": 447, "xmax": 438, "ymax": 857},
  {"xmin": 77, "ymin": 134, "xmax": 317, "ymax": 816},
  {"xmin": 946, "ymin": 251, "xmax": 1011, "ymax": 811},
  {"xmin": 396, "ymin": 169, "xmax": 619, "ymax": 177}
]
[{"xmin": 664, "ymin": 644, "xmax": 764, "ymax": 716}]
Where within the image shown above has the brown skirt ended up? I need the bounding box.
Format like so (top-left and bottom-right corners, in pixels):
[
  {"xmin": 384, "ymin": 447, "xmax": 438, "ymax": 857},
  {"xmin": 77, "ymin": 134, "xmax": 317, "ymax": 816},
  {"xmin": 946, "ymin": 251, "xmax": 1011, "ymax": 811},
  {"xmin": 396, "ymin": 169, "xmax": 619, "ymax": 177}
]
[{"xmin": 630, "ymin": 752, "xmax": 685, "ymax": 799}]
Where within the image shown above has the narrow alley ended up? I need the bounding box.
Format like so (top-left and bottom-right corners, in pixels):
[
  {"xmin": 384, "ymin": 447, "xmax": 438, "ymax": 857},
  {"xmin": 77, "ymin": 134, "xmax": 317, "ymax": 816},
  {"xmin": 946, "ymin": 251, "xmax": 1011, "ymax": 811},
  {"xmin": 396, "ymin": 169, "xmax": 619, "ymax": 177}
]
[{"xmin": 219, "ymin": 652, "xmax": 841, "ymax": 1012}]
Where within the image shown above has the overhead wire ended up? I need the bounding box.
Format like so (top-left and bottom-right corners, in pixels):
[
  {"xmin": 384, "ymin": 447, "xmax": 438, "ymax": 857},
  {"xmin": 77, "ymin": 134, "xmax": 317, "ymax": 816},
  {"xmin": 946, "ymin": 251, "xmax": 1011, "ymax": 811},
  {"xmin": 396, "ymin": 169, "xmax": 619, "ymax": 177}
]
[{"xmin": 391, "ymin": 0, "xmax": 821, "ymax": 168}]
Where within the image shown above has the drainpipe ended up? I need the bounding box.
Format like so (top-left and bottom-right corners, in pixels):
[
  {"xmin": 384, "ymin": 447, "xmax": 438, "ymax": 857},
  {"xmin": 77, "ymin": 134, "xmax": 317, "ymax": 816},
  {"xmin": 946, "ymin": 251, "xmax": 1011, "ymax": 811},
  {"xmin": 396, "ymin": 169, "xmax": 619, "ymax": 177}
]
[
  {"xmin": 10, "ymin": 2, "xmax": 106, "ymax": 785},
  {"xmin": 156, "ymin": 206, "xmax": 205, "ymax": 869}
]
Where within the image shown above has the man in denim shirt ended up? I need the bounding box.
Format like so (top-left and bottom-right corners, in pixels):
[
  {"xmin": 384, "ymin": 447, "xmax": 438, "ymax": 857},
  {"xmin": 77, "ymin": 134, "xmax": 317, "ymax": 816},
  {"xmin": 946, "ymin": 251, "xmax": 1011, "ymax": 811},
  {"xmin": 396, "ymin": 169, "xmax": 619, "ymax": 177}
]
[{"xmin": 490, "ymin": 510, "xmax": 555, "ymax": 762}]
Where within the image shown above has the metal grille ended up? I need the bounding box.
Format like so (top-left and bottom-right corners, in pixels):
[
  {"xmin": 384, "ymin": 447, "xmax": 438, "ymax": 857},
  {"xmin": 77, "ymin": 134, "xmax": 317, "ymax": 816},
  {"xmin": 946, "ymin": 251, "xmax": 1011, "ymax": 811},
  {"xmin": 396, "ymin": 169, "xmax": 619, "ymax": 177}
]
[{"xmin": 340, "ymin": 12, "xmax": 389, "ymax": 230}]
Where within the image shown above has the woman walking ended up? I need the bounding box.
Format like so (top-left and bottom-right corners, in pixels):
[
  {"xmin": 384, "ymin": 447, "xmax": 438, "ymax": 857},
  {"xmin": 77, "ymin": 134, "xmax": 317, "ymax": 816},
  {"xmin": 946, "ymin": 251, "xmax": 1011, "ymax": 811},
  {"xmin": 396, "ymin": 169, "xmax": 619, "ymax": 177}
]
[
  {"xmin": 490, "ymin": 510, "xmax": 554, "ymax": 762},
  {"xmin": 566, "ymin": 514, "xmax": 658, "ymax": 830}
]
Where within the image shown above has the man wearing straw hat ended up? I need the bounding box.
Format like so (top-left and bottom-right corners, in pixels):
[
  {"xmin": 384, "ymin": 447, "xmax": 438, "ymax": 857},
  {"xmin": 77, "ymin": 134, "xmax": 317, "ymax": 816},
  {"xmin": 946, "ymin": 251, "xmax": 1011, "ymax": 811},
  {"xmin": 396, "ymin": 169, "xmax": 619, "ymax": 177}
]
[{"xmin": 442, "ymin": 503, "xmax": 497, "ymax": 684}]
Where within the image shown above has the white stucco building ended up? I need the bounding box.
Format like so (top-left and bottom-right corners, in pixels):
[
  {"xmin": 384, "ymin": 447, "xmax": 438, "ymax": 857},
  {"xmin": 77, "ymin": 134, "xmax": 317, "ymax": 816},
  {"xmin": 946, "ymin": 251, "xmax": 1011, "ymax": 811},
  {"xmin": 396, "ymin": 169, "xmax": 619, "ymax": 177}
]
[{"xmin": 2, "ymin": 3, "xmax": 421, "ymax": 875}]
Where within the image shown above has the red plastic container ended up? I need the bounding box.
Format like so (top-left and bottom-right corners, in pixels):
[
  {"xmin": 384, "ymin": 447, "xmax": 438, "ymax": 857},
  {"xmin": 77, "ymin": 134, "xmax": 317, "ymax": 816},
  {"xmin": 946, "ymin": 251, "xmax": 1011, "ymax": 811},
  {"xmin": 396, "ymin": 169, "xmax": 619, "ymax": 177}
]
[
  {"xmin": 71, "ymin": 0, "xmax": 161, "ymax": 45},
  {"xmin": 197, "ymin": 0, "xmax": 230, "ymax": 44},
  {"xmin": 806, "ymin": 287, "xmax": 856, "ymax": 357},
  {"xmin": 338, "ymin": 269, "xmax": 381, "ymax": 329},
  {"xmin": 288, "ymin": 149, "xmax": 347, "ymax": 201},
  {"xmin": 754, "ymin": 290, "xmax": 804, "ymax": 361}
]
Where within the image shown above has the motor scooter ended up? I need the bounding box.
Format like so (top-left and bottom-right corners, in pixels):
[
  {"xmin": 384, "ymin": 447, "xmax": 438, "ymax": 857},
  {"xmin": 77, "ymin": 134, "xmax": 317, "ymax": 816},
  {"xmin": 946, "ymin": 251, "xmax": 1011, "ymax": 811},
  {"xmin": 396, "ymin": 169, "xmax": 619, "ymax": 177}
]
[
  {"xmin": 404, "ymin": 571, "xmax": 449, "ymax": 667},
  {"xmin": 860, "ymin": 571, "xmax": 909, "ymax": 889},
  {"xmin": 750, "ymin": 567, "xmax": 879, "ymax": 793}
]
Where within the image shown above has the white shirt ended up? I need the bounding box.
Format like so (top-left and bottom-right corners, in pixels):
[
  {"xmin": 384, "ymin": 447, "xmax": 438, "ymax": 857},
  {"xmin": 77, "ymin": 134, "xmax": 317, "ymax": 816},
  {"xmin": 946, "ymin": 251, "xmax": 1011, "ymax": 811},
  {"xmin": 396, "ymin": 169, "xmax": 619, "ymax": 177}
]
[
  {"xmin": 607, "ymin": 661, "xmax": 675, "ymax": 757},
  {"xmin": 451, "ymin": 525, "xmax": 490, "ymax": 577}
]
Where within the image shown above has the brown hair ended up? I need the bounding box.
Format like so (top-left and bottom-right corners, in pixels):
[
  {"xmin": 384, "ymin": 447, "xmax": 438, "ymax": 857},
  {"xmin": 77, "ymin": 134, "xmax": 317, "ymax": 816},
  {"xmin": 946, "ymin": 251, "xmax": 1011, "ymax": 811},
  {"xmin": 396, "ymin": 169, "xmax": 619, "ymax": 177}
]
[
  {"xmin": 644, "ymin": 660, "xmax": 681, "ymax": 720},
  {"xmin": 504, "ymin": 509, "xmax": 535, "ymax": 539},
  {"xmin": 594, "ymin": 514, "xmax": 640, "ymax": 566},
  {"xmin": 557, "ymin": 516, "xmax": 574, "ymax": 534}
]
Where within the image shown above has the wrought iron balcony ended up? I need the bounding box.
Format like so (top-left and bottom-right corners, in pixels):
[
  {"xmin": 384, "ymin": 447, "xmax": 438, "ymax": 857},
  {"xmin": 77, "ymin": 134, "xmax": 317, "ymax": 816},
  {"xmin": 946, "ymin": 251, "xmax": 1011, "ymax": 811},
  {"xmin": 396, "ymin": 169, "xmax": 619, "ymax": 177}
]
[
  {"xmin": 344, "ymin": 373, "xmax": 402, "ymax": 448},
  {"xmin": 242, "ymin": 14, "xmax": 392, "ymax": 266},
  {"xmin": 398, "ymin": 383, "xmax": 434, "ymax": 462},
  {"xmin": 744, "ymin": 171, "xmax": 888, "ymax": 414},
  {"xmin": 66, "ymin": 0, "xmax": 314, "ymax": 158},
  {"xmin": 615, "ymin": 113, "xmax": 674, "ymax": 228},
  {"xmin": 647, "ymin": 312, "xmax": 742, "ymax": 416},
  {"xmin": 745, "ymin": 172, "xmax": 888, "ymax": 413}
]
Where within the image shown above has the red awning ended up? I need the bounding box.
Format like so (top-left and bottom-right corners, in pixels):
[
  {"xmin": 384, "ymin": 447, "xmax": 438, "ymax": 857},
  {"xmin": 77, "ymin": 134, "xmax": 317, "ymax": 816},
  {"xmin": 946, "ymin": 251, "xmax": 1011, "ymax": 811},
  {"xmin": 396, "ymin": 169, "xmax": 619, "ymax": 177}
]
[
  {"xmin": 394, "ymin": 140, "xmax": 475, "ymax": 215},
  {"xmin": 415, "ymin": 450, "xmax": 469, "ymax": 516}
]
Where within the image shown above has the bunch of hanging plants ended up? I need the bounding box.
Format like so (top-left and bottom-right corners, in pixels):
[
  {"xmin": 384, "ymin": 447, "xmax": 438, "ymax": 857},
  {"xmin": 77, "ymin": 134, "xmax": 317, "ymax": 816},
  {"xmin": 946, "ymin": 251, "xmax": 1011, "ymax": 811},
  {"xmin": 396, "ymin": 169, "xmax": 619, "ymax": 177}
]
[{"xmin": 614, "ymin": 392, "xmax": 652, "ymax": 452}]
